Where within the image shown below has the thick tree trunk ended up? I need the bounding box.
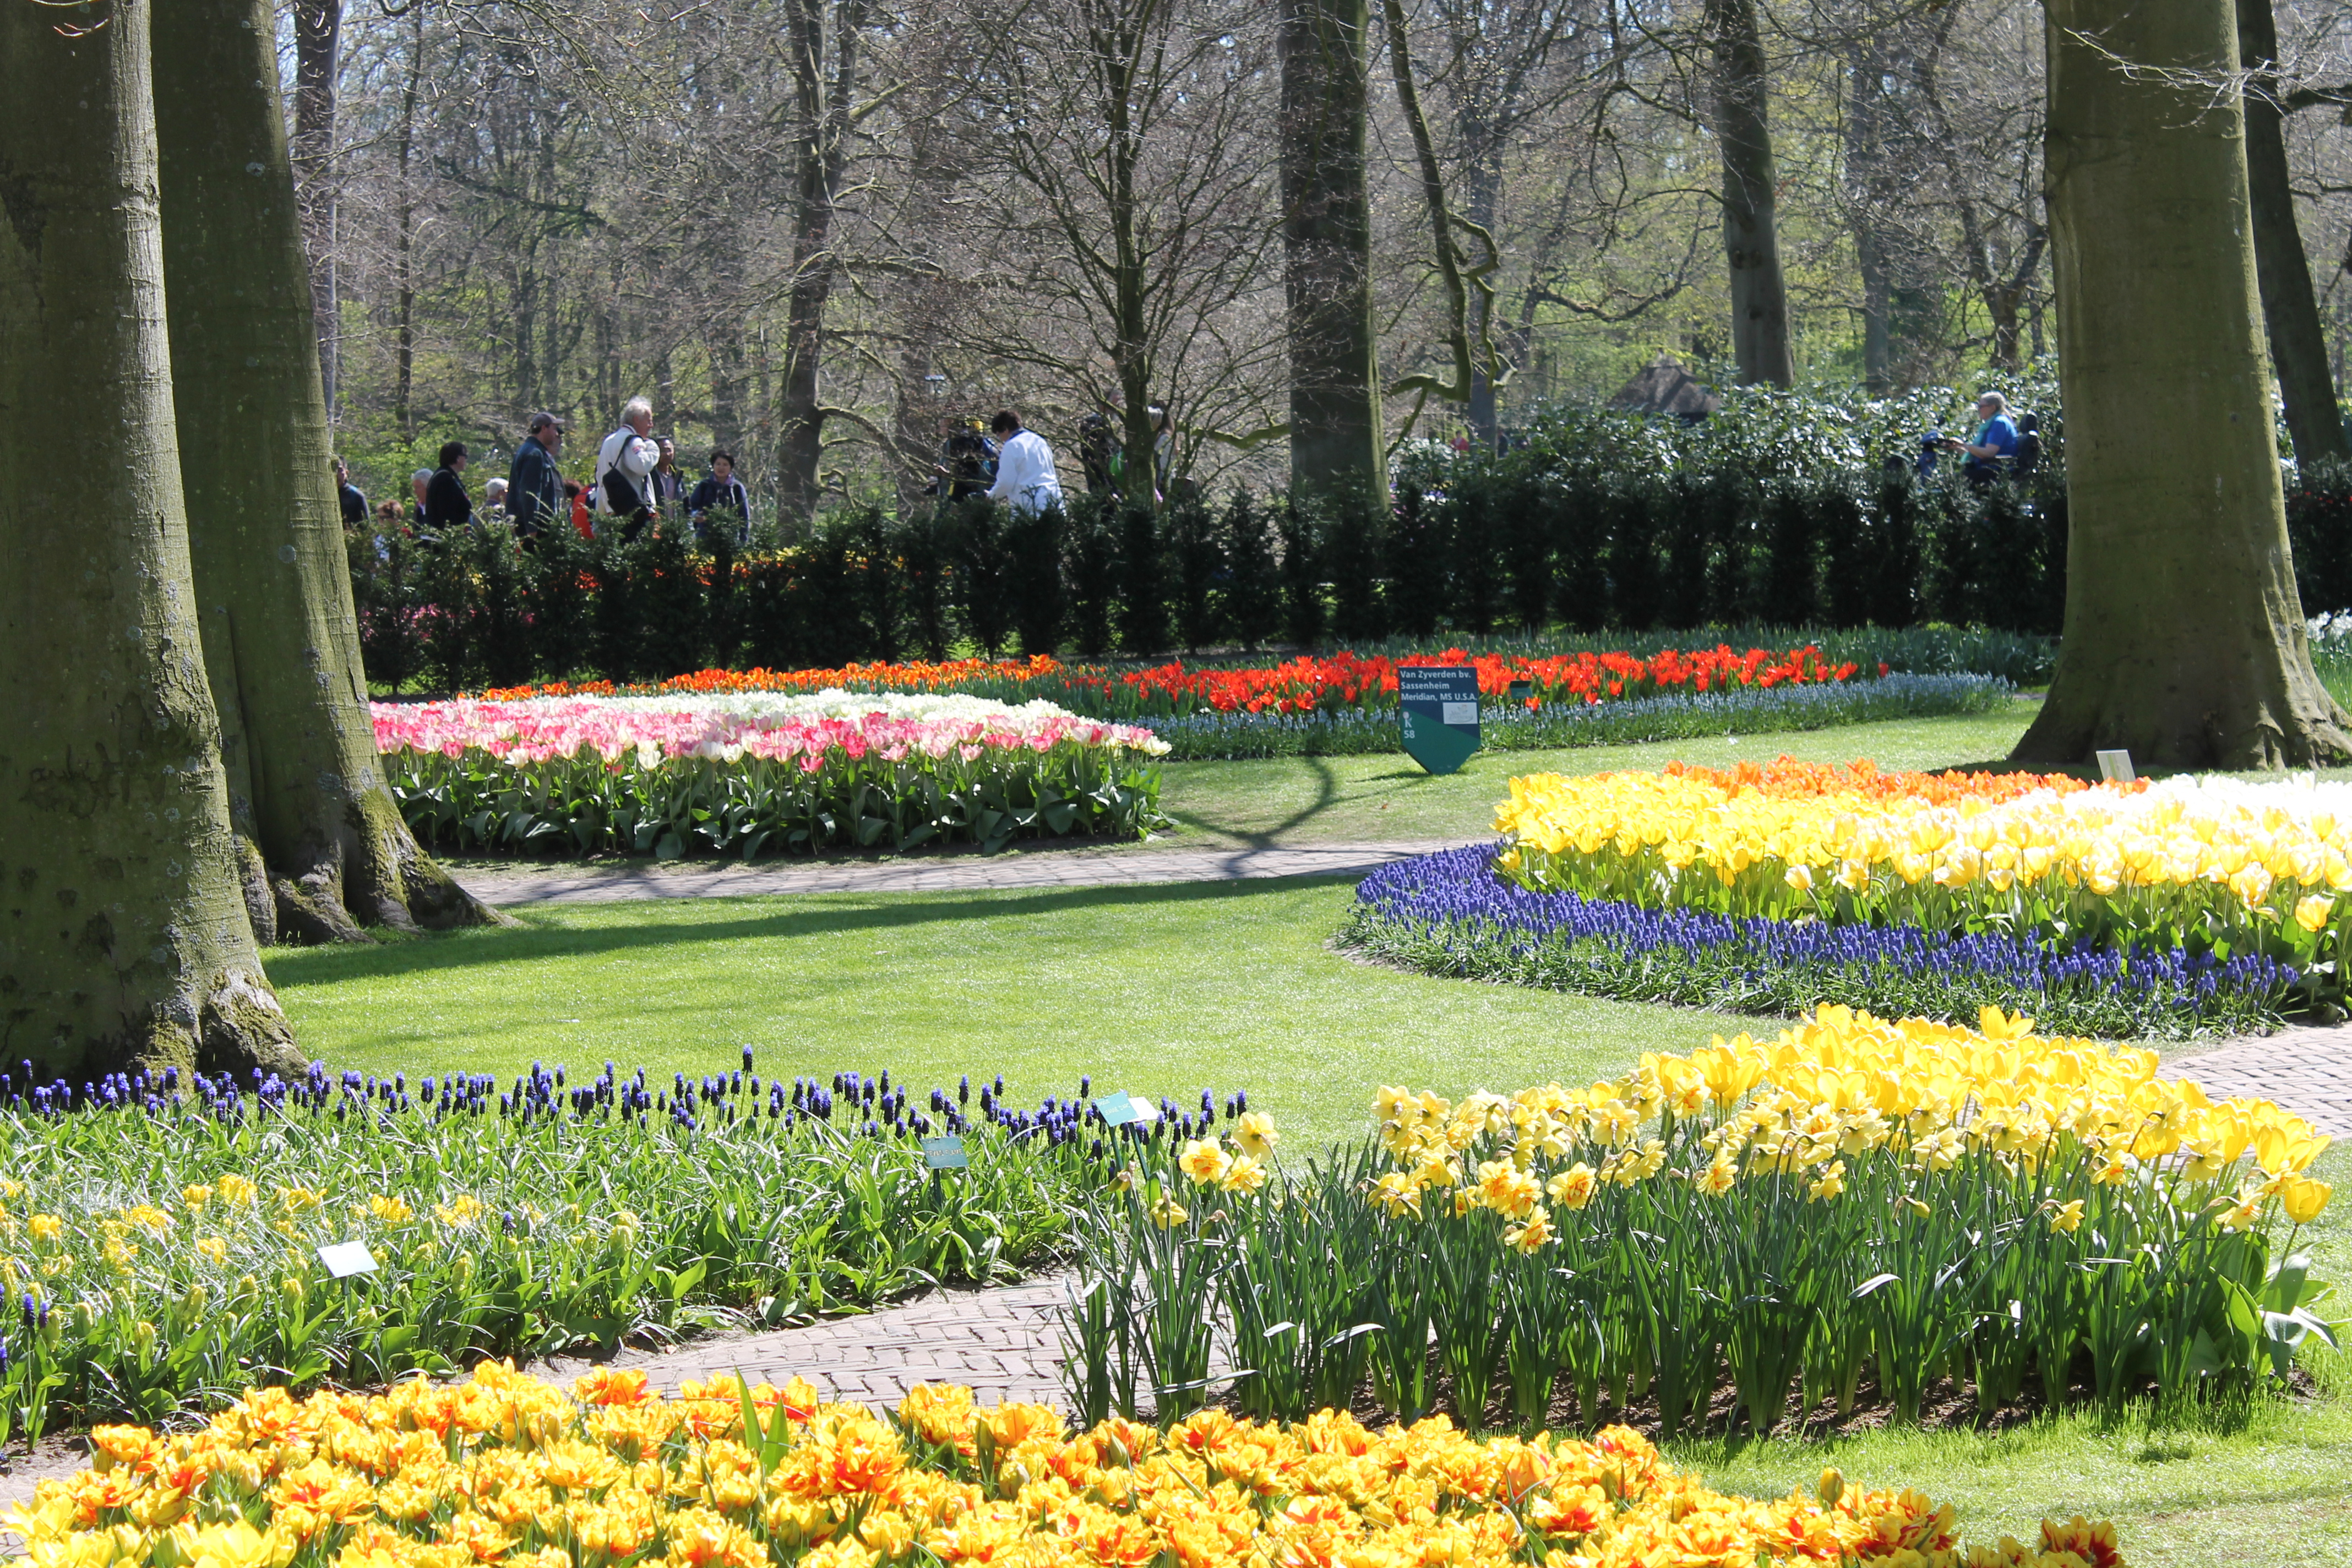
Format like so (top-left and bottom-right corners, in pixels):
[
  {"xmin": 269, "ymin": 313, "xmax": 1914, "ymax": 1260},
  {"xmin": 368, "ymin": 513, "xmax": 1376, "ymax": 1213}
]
[
  {"xmin": 153, "ymin": 0, "xmax": 503, "ymax": 943},
  {"xmin": 1707, "ymin": 0, "xmax": 1794, "ymax": 388},
  {"xmin": 2017, "ymin": 0, "xmax": 2350, "ymax": 769},
  {"xmin": 1281, "ymin": 0, "xmax": 1385, "ymax": 496},
  {"xmin": 0, "ymin": 4, "xmax": 304, "ymax": 1078},
  {"xmin": 292, "ymin": 0, "xmax": 342, "ymax": 407},
  {"xmin": 776, "ymin": 0, "xmax": 865, "ymax": 525},
  {"xmin": 2238, "ymin": 0, "xmax": 2349, "ymax": 467}
]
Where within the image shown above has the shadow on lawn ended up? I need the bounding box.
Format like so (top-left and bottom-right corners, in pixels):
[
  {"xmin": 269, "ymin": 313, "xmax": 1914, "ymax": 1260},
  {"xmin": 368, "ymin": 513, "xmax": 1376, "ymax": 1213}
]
[{"xmin": 265, "ymin": 872, "xmax": 1361, "ymax": 985}]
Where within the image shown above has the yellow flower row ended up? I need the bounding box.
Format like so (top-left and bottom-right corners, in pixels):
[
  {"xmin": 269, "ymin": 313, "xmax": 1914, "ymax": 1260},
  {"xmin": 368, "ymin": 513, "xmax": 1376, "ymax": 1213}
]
[
  {"xmin": 1368, "ymin": 1004, "xmax": 2332, "ymax": 1227},
  {"xmin": 1493, "ymin": 769, "xmax": 2352, "ymax": 947},
  {"xmin": 10, "ymin": 1360, "xmax": 2132, "ymax": 1568}
]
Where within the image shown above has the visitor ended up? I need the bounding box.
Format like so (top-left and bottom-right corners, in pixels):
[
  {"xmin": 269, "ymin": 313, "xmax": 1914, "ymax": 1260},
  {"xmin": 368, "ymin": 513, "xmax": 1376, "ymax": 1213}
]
[
  {"xmin": 1940, "ymin": 392, "xmax": 2019, "ymax": 488},
  {"xmin": 689, "ymin": 450, "xmax": 754, "ymax": 544},
  {"xmin": 335, "ymin": 459, "xmax": 367, "ymax": 527},
  {"xmin": 981, "ymin": 410, "xmax": 1062, "ymax": 515},
  {"xmin": 649, "ymin": 437, "xmax": 687, "ymax": 513},
  {"xmin": 1077, "ymin": 411, "xmax": 1120, "ymax": 493},
  {"xmin": 930, "ymin": 417, "xmax": 997, "ymax": 501},
  {"xmin": 2015, "ymin": 411, "xmax": 2043, "ymax": 478},
  {"xmin": 484, "ymin": 477, "xmax": 509, "ymax": 520},
  {"xmin": 565, "ymin": 480, "xmax": 594, "ymax": 539},
  {"xmin": 424, "ymin": 443, "xmax": 473, "ymax": 531},
  {"xmin": 595, "ymin": 397, "xmax": 661, "ymax": 540},
  {"xmin": 507, "ymin": 412, "xmax": 566, "ymax": 541},
  {"xmin": 409, "ymin": 469, "xmax": 433, "ymax": 528}
]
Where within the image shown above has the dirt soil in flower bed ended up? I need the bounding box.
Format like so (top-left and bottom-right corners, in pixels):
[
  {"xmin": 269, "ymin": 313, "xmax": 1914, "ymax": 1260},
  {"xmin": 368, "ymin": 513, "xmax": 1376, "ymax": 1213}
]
[{"xmin": 1205, "ymin": 1349, "xmax": 2328, "ymax": 1442}]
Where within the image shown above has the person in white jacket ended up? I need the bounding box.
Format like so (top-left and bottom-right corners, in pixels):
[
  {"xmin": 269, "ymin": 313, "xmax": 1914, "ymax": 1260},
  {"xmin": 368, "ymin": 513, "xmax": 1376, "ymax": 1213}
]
[
  {"xmin": 984, "ymin": 410, "xmax": 1064, "ymax": 515},
  {"xmin": 595, "ymin": 396, "xmax": 661, "ymax": 540}
]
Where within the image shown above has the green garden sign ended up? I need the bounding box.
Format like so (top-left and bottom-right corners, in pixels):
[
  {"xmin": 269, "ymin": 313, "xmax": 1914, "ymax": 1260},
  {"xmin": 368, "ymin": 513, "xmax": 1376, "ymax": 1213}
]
[{"xmin": 1398, "ymin": 666, "xmax": 1480, "ymax": 775}]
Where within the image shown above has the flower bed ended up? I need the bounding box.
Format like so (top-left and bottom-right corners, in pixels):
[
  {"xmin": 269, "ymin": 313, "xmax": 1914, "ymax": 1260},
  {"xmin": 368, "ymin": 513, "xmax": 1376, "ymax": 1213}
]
[
  {"xmin": 1338, "ymin": 844, "xmax": 2297, "ymax": 1037},
  {"xmin": 1491, "ymin": 761, "xmax": 2352, "ymax": 1015},
  {"xmin": 10, "ymin": 1363, "xmax": 2133, "ymax": 1568},
  {"xmin": 1137, "ymin": 672, "xmax": 2012, "ymax": 760},
  {"xmin": 374, "ymin": 693, "xmax": 1168, "ymax": 856},
  {"xmin": 0, "ymin": 1054, "xmax": 1174, "ymax": 1438},
  {"xmin": 1063, "ymin": 1008, "xmax": 2336, "ymax": 1439}
]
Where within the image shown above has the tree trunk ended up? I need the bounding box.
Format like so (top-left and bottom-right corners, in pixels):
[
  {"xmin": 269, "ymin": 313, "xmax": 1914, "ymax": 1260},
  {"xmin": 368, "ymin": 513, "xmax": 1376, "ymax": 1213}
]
[
  {"xmin": 1281, "ymin": 0, "xmax": 1385, "ymax": 496},
  {"xmin": 153, "ymin": 0, "xmax": 504, "ymax": 943},
  {"xmin": 2017, "ymin": 0, "xmax": 2349, "ymax": 769},
  {"xmin": 776, "ymin": 0, "xmax": 866, "ymax": 525},
  {"xmin": 292, "ymin": 0, "xmax": 342, "ymax": 409},
  {"xmin": 0, "ymin": 3, "xmax": 304, "ymax": 1079},
  {"xmin": 394, "ymin": 3, "xmax": 422, "ymax": 442},
  {"xmin": 1463, "ymin": 159, "xmax": 1503, "ymax": 444},
  {"xmin": 2238, "ymin": 0, "xmax": 2349, "ymax": 467},
  {"xmin": 1707, "ymin": 0, "xmax": 1794, "ymax": 388}
]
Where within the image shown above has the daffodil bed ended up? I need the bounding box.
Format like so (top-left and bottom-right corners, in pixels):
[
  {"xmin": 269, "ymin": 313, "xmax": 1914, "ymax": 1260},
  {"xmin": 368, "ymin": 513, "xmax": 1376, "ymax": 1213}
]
[
  {"xmin": 0, "ymin": 1053, "xmax": 1197, "ymax": 1441},
  {"xmin": 1341, "ymin": 760, "xmax": 2343, "ymax": 1037},
  {"xmin": 372, "ymin": 693, "xmax": 1168, "ymax": 858},
  {"xmin": 1061, "ymin": 1007, "xmax": 2338, "ymax": 1438},
  {"xmin": 10, "ymin": 1363, "xmax": 2136, "ymax": 1568}
]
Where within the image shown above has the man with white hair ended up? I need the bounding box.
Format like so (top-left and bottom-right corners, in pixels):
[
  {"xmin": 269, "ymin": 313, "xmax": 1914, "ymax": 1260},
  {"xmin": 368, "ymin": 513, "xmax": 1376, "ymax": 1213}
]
[
  {"xmin": 1940, "ymin": 390, "xmax": 2019, "ymax": 488},
  {"xmin": 596, "ymin": 396, "xmax": 662, "ymax": 540}
]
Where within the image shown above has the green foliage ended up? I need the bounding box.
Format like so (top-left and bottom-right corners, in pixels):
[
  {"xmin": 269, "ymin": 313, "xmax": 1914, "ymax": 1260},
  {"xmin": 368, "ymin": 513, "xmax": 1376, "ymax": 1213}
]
[{"xmin": 0, "ymin": 1063, "xmax": 1114, "ymax": 1436}]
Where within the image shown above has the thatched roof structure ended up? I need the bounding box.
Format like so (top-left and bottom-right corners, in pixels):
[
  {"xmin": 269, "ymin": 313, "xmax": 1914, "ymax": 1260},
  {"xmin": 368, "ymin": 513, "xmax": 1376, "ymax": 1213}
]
[{"xmin": 1608, "ymin": 355, "xmax": 1720, "ymax": 421}]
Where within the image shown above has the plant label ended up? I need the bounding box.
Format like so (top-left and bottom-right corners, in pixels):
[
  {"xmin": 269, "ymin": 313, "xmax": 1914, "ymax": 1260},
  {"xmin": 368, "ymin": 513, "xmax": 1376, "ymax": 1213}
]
[
  {"xmin": 1398, "ymin": 666, "xmax": 1480, "ymax": 775},
  {"xmin": 1093, "ymin": 1092, "xmax": 1159, "ymax": 1128},
  {"xmin": 2095, "ymin": 749, "xmax": 2135, "ymax": 783},
  {"xmin": 318, "ymin": 1242, "xmax": 379, "ymax": 1278},
  {"xmin": 922, "ymin": 1135, "xmax": 969, "ymax": 1169}
]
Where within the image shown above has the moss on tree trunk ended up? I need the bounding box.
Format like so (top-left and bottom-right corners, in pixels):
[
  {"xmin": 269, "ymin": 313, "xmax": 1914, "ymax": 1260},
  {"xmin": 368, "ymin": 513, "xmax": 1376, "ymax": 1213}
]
[
  {"xmin": 0, "ymin": 4, "xmax": 303, "ymax": 1079},
  {"xmin": 151, "ymin": 0, "xmax": 502, "ymax": 943},
  {"xmin": 2016, "ymin": 0, "xmax": 2350, "ymax": 770}
]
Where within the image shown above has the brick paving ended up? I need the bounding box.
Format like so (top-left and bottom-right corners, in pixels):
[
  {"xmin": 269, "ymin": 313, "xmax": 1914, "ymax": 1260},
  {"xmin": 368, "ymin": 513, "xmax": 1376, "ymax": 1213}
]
[
  {"xmin": 2160, "ymin": 1021, "xmax": 2352, "ymax": 1135},
  {"xmin": 455, "ymin": 840, "xmax": 1465, "ymax": 906}
]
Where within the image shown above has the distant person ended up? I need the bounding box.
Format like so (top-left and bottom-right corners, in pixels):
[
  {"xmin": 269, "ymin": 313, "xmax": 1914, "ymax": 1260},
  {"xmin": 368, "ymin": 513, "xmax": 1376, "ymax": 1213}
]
[
  {"xmin": 932, "ymin": 417, "xmax": 998, "ymax": 501},
  {"xmin": 595, "ymin": 397, "xmax": 661, "ymax": 540},
  {"xmin": 507, "ymin": 412, "xmax": 566, "ymax": 540},
  {"xmin": 1940, "ymin": 391, "xmax": 2019, "ymax": 488},
  {"xmin": 689, "ymin": 450, "xmax": 753, "ymax": 544},
  {"xmin": 2014, "ymin": 411, "xmax": 2043, "ymax": 478},
  {"xmin": 335, "ymin": 459, "xmax": 367, "ymax": 526},
  {"xmin": 1077, "ymin": 411, "xmax": 1119, "ymax": 493},
  {"xmin": 649, "ymin": 437, "xmax": 687, "ymax": 513},
  {"xmin": 981, "ymin": 409, "xmax": 1062, "ymax": 515},
  {"xmin": 566, "ymin": 480, "xmax": 594, "ymax": 540},
  {"xmin": 484, "ymin": 477, "xmax": 509, "ymax": 520},
  {"xmin": 410, "ymin": 469, "xmax": 433, "ymax": 528},
  {"xmin": 424, "ymin": 442, "xmax": 473, "ymax": 531}
]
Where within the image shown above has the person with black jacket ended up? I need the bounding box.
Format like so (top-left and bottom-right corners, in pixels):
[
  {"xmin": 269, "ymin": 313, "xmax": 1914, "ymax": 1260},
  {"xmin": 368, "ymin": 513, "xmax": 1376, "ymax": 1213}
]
[
  {"xmin": 507, "ymin": 412, "xmax": 566, "ymax": 541},
  {"xmin": 688, "ymin": 450, "xmax": 753, "ymax": 543},
  {"xmin": 335, "ymin": 459, "xmax": 367, "ymax": 526},
  {"xmin": 424, "ymin": 441, "xmax": 474, "ymax": 532}
]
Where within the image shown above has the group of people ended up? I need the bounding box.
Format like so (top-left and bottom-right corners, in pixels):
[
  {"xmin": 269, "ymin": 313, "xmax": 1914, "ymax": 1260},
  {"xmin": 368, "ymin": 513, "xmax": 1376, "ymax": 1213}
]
[
  {"xmin": 338, "ymin": 396, "xmax": 757, "ymax": 549},
  {"xmin": 1921, "ymin": 390, "xmax": 2040, "ymax": 487},
  {"xmin": 928, "ymin": 410, "xmax": 1068, "ymax": 514}
]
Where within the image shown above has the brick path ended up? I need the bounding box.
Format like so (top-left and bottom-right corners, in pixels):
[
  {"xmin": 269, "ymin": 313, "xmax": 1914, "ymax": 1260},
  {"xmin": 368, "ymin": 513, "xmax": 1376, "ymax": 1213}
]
[
  {"xmin": 455, "ymin": 840, "xmax": 1464, "ymax": 906},
  {"xmin": 2162, "ymin": 1021, "xmax": 2352, "ymax": 1134}
]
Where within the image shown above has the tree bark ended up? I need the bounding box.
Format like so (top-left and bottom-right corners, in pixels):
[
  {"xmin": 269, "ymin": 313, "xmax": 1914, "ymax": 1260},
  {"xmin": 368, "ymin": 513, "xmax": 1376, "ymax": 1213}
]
[
  {"xmin": 153, "ymin": 0, "xmax": 504, "ymax": 943},
  {"xmin": 1707, "ymin": 0, "xmax": 1793, "ymax": 388},
  {"xmin": 292, "ymin": 0, "xmax": 342, "ymax": 408},
  {"xmin": 775, "ymin": 0, "xmax": 867, "ymax": 524},
  {"xmin": 0, "ymin": 3, "xmax": 304, "ymax": 1078},
  {"xmin": 1281, "ymin": 0, "xmax": 1385, "ymax": 496},
  {"xmin": 2017, "ymin": 0, "xmax": 2350, "ymax": 769},
  {"xmin": 2237, "ymin": 0, "xmax": 2349, "ymax": 467}
]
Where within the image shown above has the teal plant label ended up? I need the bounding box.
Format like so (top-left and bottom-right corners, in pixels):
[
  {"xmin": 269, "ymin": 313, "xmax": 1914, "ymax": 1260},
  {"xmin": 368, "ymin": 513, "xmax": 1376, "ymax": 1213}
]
[
  {"xmin": 317, "ymin": 1242, "xmax": 379, "ymax": 1278},
  {"xmin": 1398, "ymin": 666, "xmax": 1481, "ymax": 775},
  {"xmin": 922, "ymin": 1135, "xmax": 969, "ymax": 1169},
  {"xmin": 1093, "ymin": 1092, "xmax": 1159, "ymax": 1128}
]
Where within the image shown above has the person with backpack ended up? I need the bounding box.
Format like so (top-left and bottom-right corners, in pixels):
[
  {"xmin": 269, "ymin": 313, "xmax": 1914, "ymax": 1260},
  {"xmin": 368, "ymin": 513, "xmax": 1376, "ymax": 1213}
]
[{"xmin": 595, "ymin": 397, "xmax": 661, "ymax": 540}]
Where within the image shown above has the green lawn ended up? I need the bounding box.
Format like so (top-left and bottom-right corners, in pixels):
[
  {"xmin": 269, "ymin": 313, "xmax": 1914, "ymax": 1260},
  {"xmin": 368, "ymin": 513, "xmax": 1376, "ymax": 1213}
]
[
  {"xmin": 271, "ymin": 697, "xmax": 2352, "ymax": 1565},
  {"xmin": 269, "ymin": 876, "xmax": 1748, "ymax": 1152},
  {"xmin": 1155, "ymin": 699, "xmax": 2043, "ymax": 847}
]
